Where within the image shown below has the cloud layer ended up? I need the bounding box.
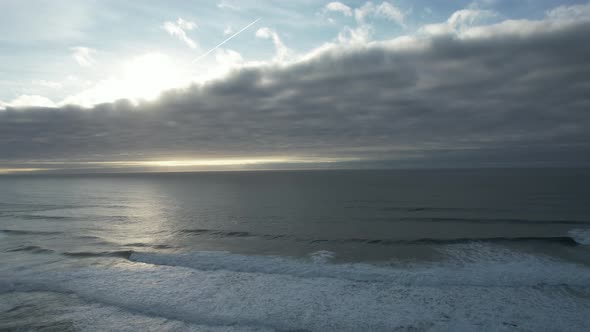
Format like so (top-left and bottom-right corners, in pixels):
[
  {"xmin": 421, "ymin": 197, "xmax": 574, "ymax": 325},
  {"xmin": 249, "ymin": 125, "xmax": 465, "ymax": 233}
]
[{"xmin": 2, "ymin": 5, "xmax": 590, "ymax": 170}]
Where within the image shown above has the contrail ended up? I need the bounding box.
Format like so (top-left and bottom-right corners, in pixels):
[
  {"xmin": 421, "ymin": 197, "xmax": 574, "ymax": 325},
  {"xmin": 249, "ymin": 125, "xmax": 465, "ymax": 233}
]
[{"xmin": 192, "ymin": 17, "xmax": 261, "ymax": 63}]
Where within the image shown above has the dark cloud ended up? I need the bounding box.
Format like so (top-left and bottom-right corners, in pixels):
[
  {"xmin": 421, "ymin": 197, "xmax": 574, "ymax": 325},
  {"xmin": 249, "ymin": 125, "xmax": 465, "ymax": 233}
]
[{"xmin": 2, "ymin": 16, "xmax": 590, "ymax": 170}]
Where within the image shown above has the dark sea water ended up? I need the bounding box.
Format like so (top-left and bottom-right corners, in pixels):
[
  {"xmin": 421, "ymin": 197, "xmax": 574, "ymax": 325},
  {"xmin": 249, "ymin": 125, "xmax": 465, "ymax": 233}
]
[{"xmin": 1, "ymin": 169, "xmax": 590, "ymax": 331}]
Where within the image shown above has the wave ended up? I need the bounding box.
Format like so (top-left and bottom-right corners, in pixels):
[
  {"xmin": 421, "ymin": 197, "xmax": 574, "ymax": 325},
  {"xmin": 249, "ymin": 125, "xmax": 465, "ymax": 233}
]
[
  {"xmin": 0, "ymin": 291, "xmax": 274, "ymax": 332},
  {"xmin": 401, "ymin": 217, "xmax": 590, "ymax": 225},
  {"xmin": 178, "ymin": 228, "xmax": 288, "ymax": 240},
  {"xmin": 344, "ymin": 205, "xmax": 507, "ymax": 213},
  {"xmin": 129, "ymin": 243, "xmax": 590, "ymax": 287},
  {"xmin": 3, "ymin": 244, "xmax": 135, "ymax": 260},
  {"xmin": 309, "ymin": 250, "xmax": 336, "ymax": 264},
  {"xmin": 3, "ymin": 242, "xmax": 132, "ymax": 259},
  {"xmin": 569, "ymin": 228, "xmax": 590, "ymax": 245},
  {"xmin": 0, "ymin": 229, "xmax": 63, "ymax": 236},
  {"xmin": 5, "ymin": 245, "xmax": 55, "ymax": 254},
  {"xmin": 76, "ymin": 235, "xmax": 104, "ymax": 240},
  {"xmin": 5, "ymin": 243, "xmax": 590, "ymax": 331},
  {"xmin": 178, "ymin": 227, "xmax": 585, "ymax": 246},
  {"xmin": 124, "ymin": 242, "xmax": 174, "ymax": 249},
  {"xmin": 63, "ymin": 250, "xmax": 134, "ymax": 259},
  {"xmin": 413, "ymin": 236, "xmax": 578, "ymax": 245},
  {"xmin": 313, "ymin": 236, "xmax": 580, "ymax": 246},
  {"xmin": 0, "ymin": 202, "xmax": 85, "ymax": 213},
  {"xmin": 15, "ymin": 214, "xmax": 76, "ymax": 221}
]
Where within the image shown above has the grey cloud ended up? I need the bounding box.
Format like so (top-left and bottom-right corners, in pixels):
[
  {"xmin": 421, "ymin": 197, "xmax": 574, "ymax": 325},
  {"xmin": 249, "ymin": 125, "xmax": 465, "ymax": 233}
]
[{"xmin": 1, "ymin": 17, "xmax": 590, "ymax": 170}]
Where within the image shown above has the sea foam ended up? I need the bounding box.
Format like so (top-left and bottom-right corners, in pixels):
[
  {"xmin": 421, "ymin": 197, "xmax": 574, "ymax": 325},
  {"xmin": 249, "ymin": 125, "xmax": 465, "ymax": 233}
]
[
  {"xmin": 569, "ymin": 228, "xmax": 590, "ymax": 245},
  {"xmin": 128, "ymin": 243, "xmax": 590, "ymax": 287},
  {"xmin": 2, "ymin": 244, "xmax": 590, "ymax": 331}
]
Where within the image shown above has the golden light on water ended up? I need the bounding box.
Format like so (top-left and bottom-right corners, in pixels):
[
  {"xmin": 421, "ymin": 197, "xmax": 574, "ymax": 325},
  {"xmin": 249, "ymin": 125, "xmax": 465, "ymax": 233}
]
[
  {"xmin": 95, "ymin": 156, "xmax": 358, "ymax": 168},
  {"xmin": 121, "ymin": 158, "xmax": 292, "ymax": 167},
  {"xmin": 0, "ymin": 168, "xmax": 50, "ymax": 174},
  {"xmin": 1, "ymin": 156, "xmax": 359, "ymax": 173}
]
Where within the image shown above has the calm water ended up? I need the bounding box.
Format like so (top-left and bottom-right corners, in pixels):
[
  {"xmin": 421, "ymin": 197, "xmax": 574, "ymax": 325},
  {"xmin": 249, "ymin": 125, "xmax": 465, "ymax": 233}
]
[{"xmin": 1, "ymin": 169, "xmax": 590, "ymax": 331}]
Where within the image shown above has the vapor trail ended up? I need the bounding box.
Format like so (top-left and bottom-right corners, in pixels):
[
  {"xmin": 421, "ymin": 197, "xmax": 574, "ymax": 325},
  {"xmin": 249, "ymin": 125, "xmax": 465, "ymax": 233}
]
[{"xmin": 192, "ymin": 18, "xmax": 261, "ymax": 63}]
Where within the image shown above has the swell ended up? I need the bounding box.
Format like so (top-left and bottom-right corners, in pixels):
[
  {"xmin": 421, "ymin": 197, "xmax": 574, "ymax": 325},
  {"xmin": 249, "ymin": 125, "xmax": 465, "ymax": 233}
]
[
  {"xmin": 124, "ymin": 243, "xmax": 174, "ymax": 249},
  {"xmin": 178, "ymin": 229, "xmax": 288, "ymax": 240},
  {"xmin": 1, "ymin": 214, "xmax": 128, "ymax": 222},
  {"xmin": 0, "ymin": 229, "xmax": 63, "ymax": 236},
  {"xmin": 401, "ymin": 217, "xmax": 590, "ymax": 225},
  {"xmin": 314, "ymin": 236, "xmax": 579, "ymax": 246},
  {"xmin": 14, "ymin": 215, "xmax": 76, "ymax": 221},
  {"xmin": 178, "ymin": 228, "xmax": 583, "ymax": 246},
  {"xmin": 62, "ymin": 250, "xmax": 134, "ymax": 259},
  {"xmin": 344, "ymin": 205, "xmax": 508, "ymax": 213},
  {"xmin": 3, "ymin": 242, "xmax": 133, "ymax": 259},
  {"xmin": 2, "ymin": 240, "xmax": 133, "ymax": 259},
  {"xmin": 5, "ymin": 245, "xmax": 55, "ymax": 254}
]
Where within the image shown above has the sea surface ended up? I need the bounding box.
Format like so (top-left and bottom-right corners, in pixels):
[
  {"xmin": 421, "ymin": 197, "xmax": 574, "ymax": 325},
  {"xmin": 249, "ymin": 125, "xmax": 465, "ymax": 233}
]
[{"xmin": 1, "ymin": 169, "xmax": 590, "ymax": 331}]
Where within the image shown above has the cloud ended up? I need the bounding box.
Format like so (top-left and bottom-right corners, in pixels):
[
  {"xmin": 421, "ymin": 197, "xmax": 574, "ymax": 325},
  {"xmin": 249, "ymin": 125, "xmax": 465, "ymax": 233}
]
[
  {"xmin": 223, "ymin": 25, "xmax": 234, "ymax": 35},
  {"xmin": 255, "ymin": 27, "xmax": 291, "ymax": 63},
  {"xmin": 325, "ymin": 2, "xmax": 353, "ymax": 17},
  {"xmin": 337, "ymin": 25, "xmax": 373, "ymax": 45},
  {"xmin": 70, "ymin": 46, "xmax": 96, "ymax": 67},
  {"xmin": 1, "ymin": 4, "xmax": 590, "ymax": 169},
  {"xmin": 547, "ymin": 3, "xmax": 590, "ymax": 21},
  {"xmin": 420, "ymin": 9, "xmax": 498, "ymax": 35},
  {"xmin": 215, "ymin": 48, "xmax": 243, "ymax": 67},
  {"xmin": 32, "ymin": 80, "xmax": 63, "ymax": 89},
  {"xmin": 375, "ymin": 2, "xmax": 405, "ymax": 27},
  {"xmin": 448, "ymin": 9, "xmax": 495, "ymax": 27},
  {"xmin": 162, "ymin": 18, "xmax": 198, "ymax": 49},
  {"xmin": 2, "ymin": 94, "xmax": 56, "ymax": 109},
  {"xmin": 354, "ymin": 2, "xmax": 376, "ymax": 24},
  {"xmin": 354, "ymin": 1, "xmax": 405, "ymax": 26},
  {"xmin": 468, "ymin": 0, "xmax": 498, "ymax": 9},
  {"xmin": 217, "ymin": 0, "xmax": 239, "ymax": 11},
  {"xmin": 339, "ymin": 1, "xmax": 404, "ymax": 44}
]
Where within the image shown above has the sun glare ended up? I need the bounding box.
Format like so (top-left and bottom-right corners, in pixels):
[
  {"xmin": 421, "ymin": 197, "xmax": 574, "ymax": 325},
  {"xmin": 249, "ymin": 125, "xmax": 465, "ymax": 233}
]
[
  {"xmin": 121, "ymin": 53, "xmax": 187, "ymax": 101},
  {"xmin": 137, "ymin": 158, "xmax": 291, "ymax": 167},
  {"xmin": 0, "ymin": 168, "xmax": 48, "ymax": 174},
  {"xmin": 69, "ymin": 156, "xmax": 359, "ymax": 169}
]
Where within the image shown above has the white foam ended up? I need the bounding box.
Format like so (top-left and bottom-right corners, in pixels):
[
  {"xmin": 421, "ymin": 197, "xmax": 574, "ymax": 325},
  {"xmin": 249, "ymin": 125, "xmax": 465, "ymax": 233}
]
[
  {"xmin": 309, "ymin": 250, "xmax": 336, "ymax": 264},
  {"xmin": 3, "ymin": 245, "xmax": 590, "ymax": 331},
  {"xmin": 569, "ymin": 228, "xmax": 590, "ymax": 245},
  {"xmin": 0, "ymin": 292, "xmax": 272, "ymax": 332},
  {"xmin": 128, "ymin": 244, "xmax": 590, "ymax": 287}
]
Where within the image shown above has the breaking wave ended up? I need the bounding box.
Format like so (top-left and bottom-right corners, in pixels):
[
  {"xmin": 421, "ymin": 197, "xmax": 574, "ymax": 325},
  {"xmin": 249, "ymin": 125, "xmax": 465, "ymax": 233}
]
[
  {"xmin": 129, "ymin": 243, "xmax": 590, "ymax": 287},
  {"xmin": 177, "ymin": 227, "xmax": 586, "ymax": 246},
  {"xmin": 3, "ymin": 243, "xmax": 590, "ymax": 331},
  {"xmin": 569, "ymin": 228, "xmax": 590, "ymax": 245}
]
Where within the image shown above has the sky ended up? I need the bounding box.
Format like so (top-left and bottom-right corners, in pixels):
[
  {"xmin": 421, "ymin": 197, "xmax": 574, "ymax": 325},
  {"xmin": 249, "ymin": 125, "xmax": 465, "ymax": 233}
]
[{"xmin": 1, "ymin": 0, "xmax": 590, "ymax": 173}]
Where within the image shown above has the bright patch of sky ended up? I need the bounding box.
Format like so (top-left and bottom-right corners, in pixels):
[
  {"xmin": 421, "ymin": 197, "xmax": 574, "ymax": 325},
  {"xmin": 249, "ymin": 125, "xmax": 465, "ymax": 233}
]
[{"xmin": 0, "ymin": 0, "xmax": 587, "ymax": 108}]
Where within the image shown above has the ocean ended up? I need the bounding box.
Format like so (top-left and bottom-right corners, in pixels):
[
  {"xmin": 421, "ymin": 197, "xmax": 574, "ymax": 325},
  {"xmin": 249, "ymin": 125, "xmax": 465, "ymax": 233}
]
[{"xmin": 1, "ymin": 169, "xmax": 589, "ymax": 331}]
